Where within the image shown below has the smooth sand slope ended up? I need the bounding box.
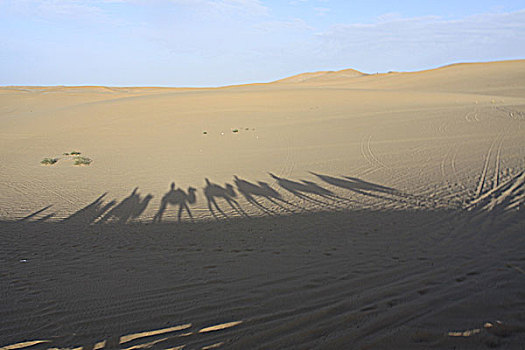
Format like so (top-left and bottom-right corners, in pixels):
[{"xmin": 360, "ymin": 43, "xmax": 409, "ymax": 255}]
[{"xmin": 1, "ymin": 60, "xmax": 524, "ymax": 349}]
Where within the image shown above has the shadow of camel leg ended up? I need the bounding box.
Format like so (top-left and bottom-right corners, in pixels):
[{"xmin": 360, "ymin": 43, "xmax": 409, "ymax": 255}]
[
  {"xmin": 153, "ymin": 200, "xmax": 167, "ymax": 223},
  {"xmin": 177, "ymin": 205, "xmax": 183, "ymax": 222},
  {"xmin": 213, "ymin": 199, "xmax": 227, "ymax": 218},
  {"xmin": 207, "ymin": 199, "xmax": 218, "ymax": 219},
  {"xmin": 247, "ymin": 197, "xmax": 274, "ymax": 215},
  {"xmin": 227, "ymin": 198, "xmax": 248, "ymax": 217},
  {"xmin": 183, "ymin": 204, "xmax": 194, "ymax": 222}
]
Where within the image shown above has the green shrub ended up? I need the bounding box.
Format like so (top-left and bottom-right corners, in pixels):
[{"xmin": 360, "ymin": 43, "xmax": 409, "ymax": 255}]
[
  {"xmin": 73, "ymin": 156, "xmax": 92, "ymax": 166},
  {"xmin": 70, "ymin": 151, "xmax": 81, "ymax": 155},
  {"xmin": 232, "ymin": 129, "xmax": 239, "ymax": 133},
  {"xmin": 41, "ymin": 158, "xmax": 58, "ymax": 165}
]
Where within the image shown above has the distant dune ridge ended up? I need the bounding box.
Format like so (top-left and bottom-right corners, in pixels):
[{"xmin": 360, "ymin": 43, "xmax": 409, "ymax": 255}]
[
  {"xmin": 274, "ymin": 68, "xmax": 365, "ymax": 83},
  {"xmin": 1, "ymin": 59, "xmax": 524, "ymax": 349},
  {"xmin": 272, "ymin": 59, "xmax": 525, "ymax": 95}
]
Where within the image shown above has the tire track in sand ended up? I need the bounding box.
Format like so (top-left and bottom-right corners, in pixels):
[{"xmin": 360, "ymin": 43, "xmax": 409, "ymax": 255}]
[
  {"xmin": 359, "ymin": 136, "xmax": 377, "ymax": 176},
  {"xmin": 475, "ymin": 136, "xmax": 498, "ymax": 198},
  {"xmin": 437, "ymin": 145, "xmax": 469, "ymax": 206},
  {"xmin": 360, "ymin": 135, "xmax": 391, "ymax": 177},
  {"xmin": 450, "ymin": 146, "xmax": 472, "ymax": 195},
  {"xmin": 493, "ymin": 136, "xmax": 504, "ymax": 190},
  {"xmin": 366, "ymin": 135, "xmax": 391, "ymax": 170}
]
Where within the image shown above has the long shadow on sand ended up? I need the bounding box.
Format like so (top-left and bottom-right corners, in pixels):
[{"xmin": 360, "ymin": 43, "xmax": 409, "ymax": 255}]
[
  {"xmin": 312, "ymin": 173, "xmax": 398, "ymax": 197},
  {"xmin": 1, "ymin": 204, "xmax": 523, "ymax": 350},
  {"xmin": 153, "ymin": 183, "xmax": 197, "ymax": 223},
  {"xmin": 17, "ymin": 205, "xmax": 54, "ymax": 222},
  {"xmin": 2, "ymin": 174, "xmax": 524, "ymax": 349},
  {"xmin": 57, "ymin": 189, "xmax": 153, "ymax": 226},
  {"xmin": 203, "ymin": 178, "xmax": 246, "ymax": 219},
  {"xmin": 311, "ymin": 172, "xmax": 423, "ymax": 206},
  {"xmin": 233, "ymin": 175, "xmax": 297, "ymax": 215},
  {"xmin": 269, "ymin": 173, "xmax": 353, "ymax": 210},
  {"xmin": 62, "ymin": 193, "xmax": 117, "ymax": 225},
  {"xmin": 97, "ymin": 188, "xmax": 153, "ymax": 224}
]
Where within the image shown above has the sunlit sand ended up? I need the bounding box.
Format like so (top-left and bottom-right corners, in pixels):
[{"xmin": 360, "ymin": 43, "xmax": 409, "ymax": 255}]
[{"xmin": 1, "ymin": 60, "xmax": 524, "ymax": 349}]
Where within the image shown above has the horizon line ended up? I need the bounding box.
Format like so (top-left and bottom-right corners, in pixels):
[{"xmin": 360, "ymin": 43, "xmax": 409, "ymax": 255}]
[{"xmin": 2, "ymin": 58, "xmax": 523, "ymax": 90}]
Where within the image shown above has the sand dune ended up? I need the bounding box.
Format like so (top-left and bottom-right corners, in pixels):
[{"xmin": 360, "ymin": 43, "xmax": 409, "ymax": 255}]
[
  {"xmin": 270, "ymin": 60, "xmax": 525, "ymax": 97},
  {"xmin": 274, "ymin": 68, "xmax": 365, "ymax": 84},
  {"xmin": 1, "ymin": 60, "xmax": 524, "ymax": 349}
]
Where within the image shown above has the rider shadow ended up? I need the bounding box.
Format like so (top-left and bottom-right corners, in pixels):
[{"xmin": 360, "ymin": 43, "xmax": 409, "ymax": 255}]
[
  {"xmin": 63, "ymin": 193, "xmax": 116, "ymax": 226},
  {"xmin": 233, "ymin": 175, "xmax": 296, "ymax": 215},
  {"xmin": 268, "ymin": 173, "xmax": 347, "ymax": 210},
  {"xmin": 153, "ymin": 182, "xmax": 197, "ymax": 223},
  {"xmin": 98, "ymin": 188, "xmax": 153, "ymax": 224},
  {"xmin": 203, "ymin": 178, "xmax": 246, "ymax": 219}
]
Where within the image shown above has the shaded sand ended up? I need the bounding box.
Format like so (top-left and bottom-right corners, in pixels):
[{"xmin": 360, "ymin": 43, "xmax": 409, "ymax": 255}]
[{"xmin": 1, "ymin": 60, "xmax": 524, "ymax": 348}]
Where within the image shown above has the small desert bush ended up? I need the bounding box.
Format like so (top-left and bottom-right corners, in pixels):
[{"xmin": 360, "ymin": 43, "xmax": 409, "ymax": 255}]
[
  {"xmin": 232, "ymin": 129, "xmax": 239, "ymax": 133},
  {"xmin": 70, "ymin": 151, "xmax": 81, "ymax": 155},
  {"xmin": 41, "ymin": 158, "xmax": 59, "ymax": 165},
  {"xmin": 73, "ymin": 156, "xmax": 92, "ymax": 166}
]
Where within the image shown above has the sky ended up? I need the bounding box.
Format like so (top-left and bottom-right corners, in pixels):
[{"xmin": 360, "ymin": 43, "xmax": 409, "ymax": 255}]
[{"xmin": 1, "ymin": 0, "xmax": 524, "ymax": 87}]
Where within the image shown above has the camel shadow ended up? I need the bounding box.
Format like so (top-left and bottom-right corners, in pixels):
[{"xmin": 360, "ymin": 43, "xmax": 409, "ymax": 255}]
[
  {"xmin": 203, "ymin": 178, "xmax": 246, "ymax": 219},
  {"xmin": 98, "ymin": 188, "xmax": 153, "ymax": 224},
  {"xmin": 153, "ymin": 182, "xmax": 197, "ymax": 222},
  {"xmin": 18, "ymin": 205, "xmax": 55, "ymax": 222},
  {"xmin": 234, "ymin": 175, "xmax": 296, "ymax": 215},
  {"xmin": 63, "ymin": 193, "xmax": 116, "ymax": 225},
  {"xmin": 268, "ymin": 173, "xmax": 348, "ymax": 209},
  {"xmin": 311, "ymin": 173, "xmax": 407, "ymax": 203}
]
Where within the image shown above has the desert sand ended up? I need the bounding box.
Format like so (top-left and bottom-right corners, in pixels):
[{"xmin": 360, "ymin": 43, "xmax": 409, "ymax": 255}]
[{"xmin": 0, "ymin": 59, "xmax": 524, "ymax": 349}]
